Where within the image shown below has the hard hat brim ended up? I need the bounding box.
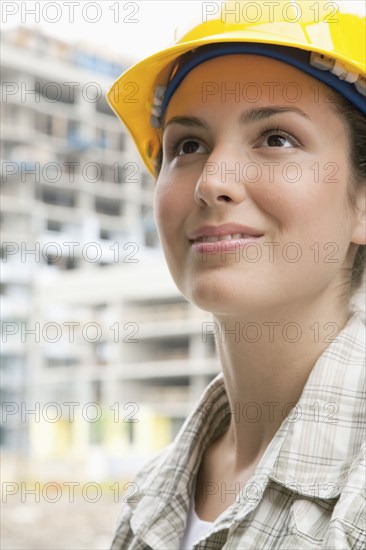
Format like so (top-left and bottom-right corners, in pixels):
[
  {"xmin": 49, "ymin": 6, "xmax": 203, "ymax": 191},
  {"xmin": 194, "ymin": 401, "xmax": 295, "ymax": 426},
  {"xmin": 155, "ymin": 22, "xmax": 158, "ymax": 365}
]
[{"xmin": 107, "ymin": 29, "xmax": 365, "ymax": 177}]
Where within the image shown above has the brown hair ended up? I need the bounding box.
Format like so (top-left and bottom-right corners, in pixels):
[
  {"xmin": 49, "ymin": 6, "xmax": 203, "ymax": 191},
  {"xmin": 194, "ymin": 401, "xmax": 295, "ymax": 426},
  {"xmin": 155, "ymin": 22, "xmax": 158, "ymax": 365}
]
[{"xmin": 327, "ymin": 91, "xmax": 366, "ymax": 293}]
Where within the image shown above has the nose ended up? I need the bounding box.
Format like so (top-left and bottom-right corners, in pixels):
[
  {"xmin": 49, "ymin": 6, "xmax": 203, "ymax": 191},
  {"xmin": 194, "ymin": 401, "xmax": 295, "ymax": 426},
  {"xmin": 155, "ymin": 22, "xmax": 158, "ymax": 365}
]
[{"xmin": 194, "ymin": 145, "xmax": 249, "ymax": 208}]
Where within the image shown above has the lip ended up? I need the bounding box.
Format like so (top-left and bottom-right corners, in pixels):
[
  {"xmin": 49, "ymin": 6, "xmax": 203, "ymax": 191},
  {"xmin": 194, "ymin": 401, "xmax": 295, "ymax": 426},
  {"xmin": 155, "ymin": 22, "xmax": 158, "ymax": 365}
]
[{"xmin": 188, "ymin": 223, "xmax": 264, "ymax": 242}]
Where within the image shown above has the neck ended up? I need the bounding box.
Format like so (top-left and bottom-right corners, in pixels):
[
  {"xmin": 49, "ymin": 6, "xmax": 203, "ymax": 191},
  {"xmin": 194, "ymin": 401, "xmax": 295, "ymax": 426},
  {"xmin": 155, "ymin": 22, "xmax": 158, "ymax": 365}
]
[{"xmin": 212, "ymin": 289, "xmax": 351, "ymax": 472}]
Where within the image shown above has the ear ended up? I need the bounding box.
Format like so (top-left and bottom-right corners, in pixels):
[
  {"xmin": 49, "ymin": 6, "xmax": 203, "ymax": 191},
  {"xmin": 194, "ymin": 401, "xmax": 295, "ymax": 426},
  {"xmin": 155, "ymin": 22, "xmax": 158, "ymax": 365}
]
[{"xmin": 351, "ymin": 187, "xmax": 366, "ymax": 245}]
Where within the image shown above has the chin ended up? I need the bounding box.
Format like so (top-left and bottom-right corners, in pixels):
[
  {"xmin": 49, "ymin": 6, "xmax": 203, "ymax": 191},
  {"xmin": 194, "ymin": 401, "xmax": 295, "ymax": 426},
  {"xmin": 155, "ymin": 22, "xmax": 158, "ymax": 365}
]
[{"xmin": 184, "ymin": 280, "xmax": 264, "ymax": 316}]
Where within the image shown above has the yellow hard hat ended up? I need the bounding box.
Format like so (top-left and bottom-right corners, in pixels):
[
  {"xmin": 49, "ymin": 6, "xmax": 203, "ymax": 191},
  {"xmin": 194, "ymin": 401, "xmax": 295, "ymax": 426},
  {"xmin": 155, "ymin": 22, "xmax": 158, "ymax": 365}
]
[{"xmin": 107, "ymin": 1, "xmax": 366, "ymax": 177}]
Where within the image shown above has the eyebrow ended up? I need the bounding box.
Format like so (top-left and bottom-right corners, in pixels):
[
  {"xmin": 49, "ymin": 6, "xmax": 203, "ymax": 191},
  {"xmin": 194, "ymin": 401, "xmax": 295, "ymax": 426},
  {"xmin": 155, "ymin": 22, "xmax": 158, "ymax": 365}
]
[{"xmin": 162, "ymin": 106, "xmax": 310, "ymax": 133}]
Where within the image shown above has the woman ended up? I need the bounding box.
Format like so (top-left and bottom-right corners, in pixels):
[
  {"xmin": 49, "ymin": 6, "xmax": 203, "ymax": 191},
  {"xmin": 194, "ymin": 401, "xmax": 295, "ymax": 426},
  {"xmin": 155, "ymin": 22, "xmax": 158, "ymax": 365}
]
[{"xmin": 107, "ymin": 2, "xmax": 365, "ymax": 548}]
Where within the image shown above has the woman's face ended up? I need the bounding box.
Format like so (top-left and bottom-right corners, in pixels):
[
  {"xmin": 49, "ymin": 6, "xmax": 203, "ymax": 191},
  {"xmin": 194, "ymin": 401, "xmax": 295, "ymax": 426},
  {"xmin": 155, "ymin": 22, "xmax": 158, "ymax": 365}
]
[{"xmin": 153, "ymin": 55, "xmax": 362, "ymax": 315}]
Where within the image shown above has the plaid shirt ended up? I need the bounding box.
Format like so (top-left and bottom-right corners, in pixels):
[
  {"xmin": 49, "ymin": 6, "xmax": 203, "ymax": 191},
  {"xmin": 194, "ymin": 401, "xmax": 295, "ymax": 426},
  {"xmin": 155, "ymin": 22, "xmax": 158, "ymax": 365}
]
[{"xmin": 110, "ymin": 310, "xmax": 366, "ymax": 550}]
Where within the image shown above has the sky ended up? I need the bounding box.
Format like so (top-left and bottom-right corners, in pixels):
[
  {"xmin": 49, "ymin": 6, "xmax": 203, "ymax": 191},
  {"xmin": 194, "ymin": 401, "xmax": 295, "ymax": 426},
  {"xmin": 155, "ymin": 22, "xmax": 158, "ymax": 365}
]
[
  {"xmin": 1, "ymin": 1, "xmax": 208, "ymax": 62},
  {"xmin": 1, "ymin": 1, "xmax": 365, "ymax": 62}
]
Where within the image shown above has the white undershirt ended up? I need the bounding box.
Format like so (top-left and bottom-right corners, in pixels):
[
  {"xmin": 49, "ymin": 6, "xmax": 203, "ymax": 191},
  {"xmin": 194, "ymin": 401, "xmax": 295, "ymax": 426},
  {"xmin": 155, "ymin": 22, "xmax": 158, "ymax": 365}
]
[{"xmin": 179, "ymin": 489, "xmax": 214, "ymax": 550}]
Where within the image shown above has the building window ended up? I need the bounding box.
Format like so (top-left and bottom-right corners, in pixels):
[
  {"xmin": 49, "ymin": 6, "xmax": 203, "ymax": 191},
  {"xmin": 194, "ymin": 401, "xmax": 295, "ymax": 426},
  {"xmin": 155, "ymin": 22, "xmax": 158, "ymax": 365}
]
[
  {"xmin": 47, "ymin": 357, "xmax": 79, "ymax": 367},
  {"xmin": 95, "ymin": 197, "xmax": 120, "ymax": 216},
  {"xmin": 44, "ymin": 254, "xmax": 77, "ymax": 270},
  {"xmin": 36, "ymin": 78, "xmax": 76, "ymax": 104},
  {"xmin": 96, "ymin": 97, "xmax": 114, "ymax": 116},
  {"xmin": 99, "ymin": 229, "xmax": 111, "ymax": 240},
  {"xmin": 47, "ymin": 220, "xmax": 62, "ymax": 232},
  {"xmin": 126, "ymin": 422, "xmax": 135, "ymax": 445},
  {"xmin": 96, "ymin": 129, "xmax": 107, "ymax": 149},
  {"xmin": 119, "ymin": 133, "xmax": 124, "ymax": 152},
  {"xmin": 40, "ymin": 188, "xmax": 75, "ymax": 207},
  {"xmin": 89, "ymin": 421, "xmax": 103, "ymax": 444},
  {"xmin": 35, "ymin": 113, "xmax": 53, "ymax": 135}
]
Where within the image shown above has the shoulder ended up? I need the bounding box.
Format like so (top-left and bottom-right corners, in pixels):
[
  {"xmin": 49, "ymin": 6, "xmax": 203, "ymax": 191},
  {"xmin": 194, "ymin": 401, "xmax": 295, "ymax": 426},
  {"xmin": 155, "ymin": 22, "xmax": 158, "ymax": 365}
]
[
  {"xmin": 117, "ymin": 373, "xmax": 228, "ymax": 508},
  {"xmin": 121, "ymin": 442, "xmax": 176, "ymax": 510},
  {"xmin": 109, "ymin": 374, "xmax": 228, "ymax": 548},
  {"xmin": 323, "ymin": 440, "xmax": 366, "ymax": 550},
  {"xmin": 110, "ymin": 443, "xmax": 175, "ymax": 549}
]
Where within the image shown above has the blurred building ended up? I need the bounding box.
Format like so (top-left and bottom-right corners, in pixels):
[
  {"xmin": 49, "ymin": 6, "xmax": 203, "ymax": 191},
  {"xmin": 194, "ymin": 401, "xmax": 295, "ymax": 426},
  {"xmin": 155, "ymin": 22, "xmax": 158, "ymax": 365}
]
[{"xmin": 0, "ymin": 27, "xmax": 219, "ymax": 480}]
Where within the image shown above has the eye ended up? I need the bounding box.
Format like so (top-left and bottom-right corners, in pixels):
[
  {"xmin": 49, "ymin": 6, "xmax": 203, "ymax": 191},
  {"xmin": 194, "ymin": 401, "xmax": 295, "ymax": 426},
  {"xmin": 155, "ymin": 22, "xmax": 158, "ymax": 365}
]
[
  {"xmin": 178, "ymin": 139, "xmax": 204, "ymax": 155},
  {"xmin": 165, "ymin": 137, "xmax": 208, "ymax": 158},
  {"xmin": 256, "ymin": 128, "xmax": 301, "ymax": 148}
]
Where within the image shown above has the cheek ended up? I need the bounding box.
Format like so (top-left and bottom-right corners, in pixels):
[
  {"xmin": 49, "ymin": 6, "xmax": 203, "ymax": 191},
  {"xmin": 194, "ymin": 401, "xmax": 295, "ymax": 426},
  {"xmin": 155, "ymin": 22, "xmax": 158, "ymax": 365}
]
[
  {"xmin": 153, "ymin": 188, "xmax": 166, "ymax": 231},
  {"xmin": 155, "ymin": 162, "xmax": 199, "ymax": 205},
  {"xmin": 247, "ymin": 163, "xmax": 349, "ymax": 238},
  {"xmin": 153, "ymin": 176, "xmax": 189, "ymax": 242}
]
